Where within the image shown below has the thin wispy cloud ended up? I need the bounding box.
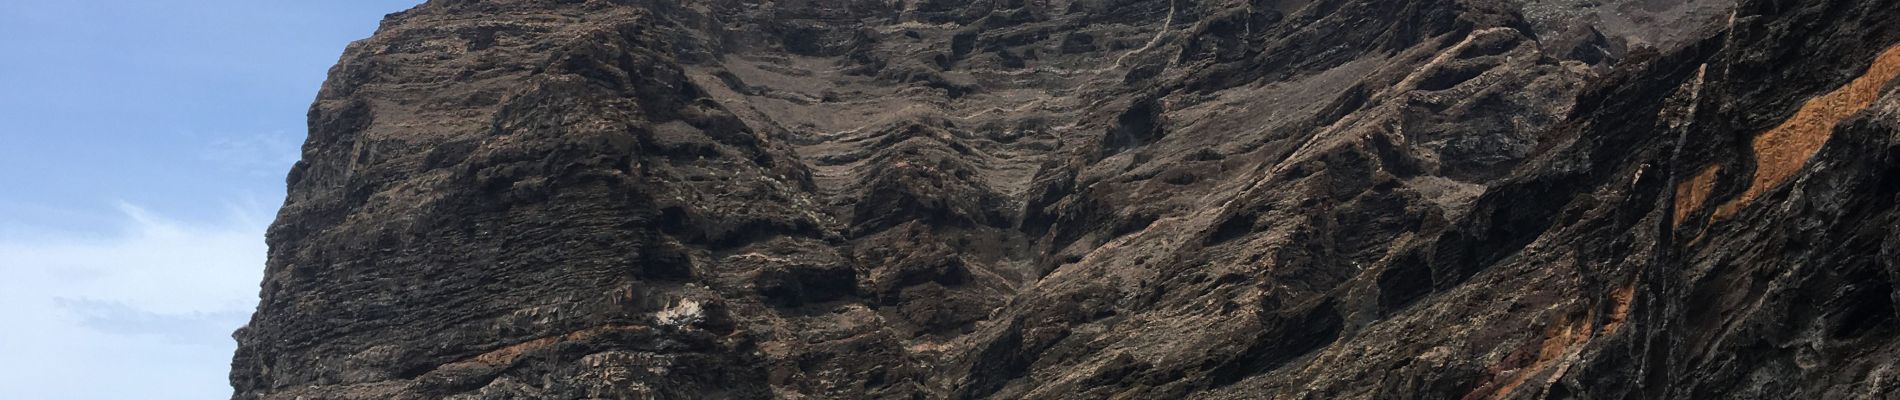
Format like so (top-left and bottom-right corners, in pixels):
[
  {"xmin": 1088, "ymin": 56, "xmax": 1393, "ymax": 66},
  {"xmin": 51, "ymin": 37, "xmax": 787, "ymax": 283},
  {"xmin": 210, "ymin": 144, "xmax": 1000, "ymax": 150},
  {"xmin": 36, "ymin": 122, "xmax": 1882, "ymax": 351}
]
[
  {"xmin": 201, "ymin": 131, "xmax": 304, "ymax": 178},
  {"xmin": 0, "ymin": 201, "xmax": 270, "ymax": 399}
]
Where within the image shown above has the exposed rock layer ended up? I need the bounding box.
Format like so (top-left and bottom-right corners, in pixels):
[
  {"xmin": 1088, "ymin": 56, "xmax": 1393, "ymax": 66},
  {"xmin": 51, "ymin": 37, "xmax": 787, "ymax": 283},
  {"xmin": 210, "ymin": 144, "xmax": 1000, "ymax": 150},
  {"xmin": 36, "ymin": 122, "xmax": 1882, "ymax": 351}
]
[{"xmin": 231, "ymin": 0, "xmax": 1900, "ymax": 398}]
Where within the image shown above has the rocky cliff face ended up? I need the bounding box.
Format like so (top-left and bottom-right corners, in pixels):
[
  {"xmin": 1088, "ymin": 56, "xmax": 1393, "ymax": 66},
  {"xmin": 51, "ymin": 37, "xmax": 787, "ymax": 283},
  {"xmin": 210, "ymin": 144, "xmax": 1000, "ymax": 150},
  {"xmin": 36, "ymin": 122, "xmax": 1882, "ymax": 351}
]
[{"xmin": 231, "ymin": 0, "xmax": 1900, "ymax": 398}]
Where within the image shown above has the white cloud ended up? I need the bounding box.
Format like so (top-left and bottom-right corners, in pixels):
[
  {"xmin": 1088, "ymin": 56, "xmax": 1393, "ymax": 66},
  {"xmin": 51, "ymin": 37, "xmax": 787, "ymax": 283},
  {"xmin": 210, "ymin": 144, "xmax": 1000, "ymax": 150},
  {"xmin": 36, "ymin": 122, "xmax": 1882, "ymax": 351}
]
[{"xmin": 0, "ymin": 201, "xmax": 270, "ymax": 399}]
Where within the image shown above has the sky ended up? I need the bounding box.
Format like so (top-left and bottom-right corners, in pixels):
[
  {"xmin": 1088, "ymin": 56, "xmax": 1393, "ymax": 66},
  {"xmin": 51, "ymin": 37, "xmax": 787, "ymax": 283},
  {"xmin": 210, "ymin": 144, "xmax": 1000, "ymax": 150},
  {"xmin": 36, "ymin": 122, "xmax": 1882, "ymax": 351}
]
[{"xmin": 0, "ymin": 1, "xmax": 420, "ymax": 398}]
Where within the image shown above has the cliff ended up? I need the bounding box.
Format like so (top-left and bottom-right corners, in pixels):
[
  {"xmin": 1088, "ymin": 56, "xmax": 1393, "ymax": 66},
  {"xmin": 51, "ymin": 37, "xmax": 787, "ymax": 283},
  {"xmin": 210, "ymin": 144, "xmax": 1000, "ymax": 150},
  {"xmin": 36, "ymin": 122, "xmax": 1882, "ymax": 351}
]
[{"xmin": 232, "ymin": 0, "xmax": 1900, "ymax": 398}]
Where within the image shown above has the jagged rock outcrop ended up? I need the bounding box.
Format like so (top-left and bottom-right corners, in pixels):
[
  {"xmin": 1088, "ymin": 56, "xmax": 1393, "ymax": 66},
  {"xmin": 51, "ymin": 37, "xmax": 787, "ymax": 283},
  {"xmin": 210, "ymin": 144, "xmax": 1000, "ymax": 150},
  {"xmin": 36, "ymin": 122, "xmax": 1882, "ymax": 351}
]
[{"xmin": 232, "ymin": 0, "xmax": 1900, "ymax": 398}]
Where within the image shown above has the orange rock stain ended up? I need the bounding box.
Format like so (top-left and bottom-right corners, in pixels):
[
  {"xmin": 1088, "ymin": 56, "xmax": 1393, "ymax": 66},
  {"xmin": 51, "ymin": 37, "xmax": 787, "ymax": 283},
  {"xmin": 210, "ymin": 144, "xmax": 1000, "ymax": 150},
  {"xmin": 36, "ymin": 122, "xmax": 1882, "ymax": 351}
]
[
  {"xmin": 1673, "ymin": 165, "xmax": 1721, "ymax": 228},
  {"xmin": 1710, "ymin": 44, "xmax": 1900, "ymax": 219}
]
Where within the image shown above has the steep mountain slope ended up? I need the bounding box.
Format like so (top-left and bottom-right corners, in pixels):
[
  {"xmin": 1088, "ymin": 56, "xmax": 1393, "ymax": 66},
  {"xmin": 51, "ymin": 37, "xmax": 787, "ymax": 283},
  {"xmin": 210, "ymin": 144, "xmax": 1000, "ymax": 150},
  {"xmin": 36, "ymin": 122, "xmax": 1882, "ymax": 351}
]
[{"xmin": 231, "ymin": 0, "xmax": 1899, "ymax": 398}]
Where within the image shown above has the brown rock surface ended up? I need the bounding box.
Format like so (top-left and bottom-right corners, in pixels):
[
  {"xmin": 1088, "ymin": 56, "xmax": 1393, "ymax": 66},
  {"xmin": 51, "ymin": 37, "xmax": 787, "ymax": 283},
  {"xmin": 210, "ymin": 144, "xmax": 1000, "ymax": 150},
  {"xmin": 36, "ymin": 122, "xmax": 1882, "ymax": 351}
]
[{"xmin": 231, "ymin": 0, "xmax": 1900, "ymax": 398}]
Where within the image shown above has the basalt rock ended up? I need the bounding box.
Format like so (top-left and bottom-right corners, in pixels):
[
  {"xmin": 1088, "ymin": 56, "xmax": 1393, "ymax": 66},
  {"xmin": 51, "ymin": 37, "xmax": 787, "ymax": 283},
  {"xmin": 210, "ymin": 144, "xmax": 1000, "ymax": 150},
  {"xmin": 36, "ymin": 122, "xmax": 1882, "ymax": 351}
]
[{"xmin": 233, "ymin": 0, "xmax": 1900, "ymax": 398}]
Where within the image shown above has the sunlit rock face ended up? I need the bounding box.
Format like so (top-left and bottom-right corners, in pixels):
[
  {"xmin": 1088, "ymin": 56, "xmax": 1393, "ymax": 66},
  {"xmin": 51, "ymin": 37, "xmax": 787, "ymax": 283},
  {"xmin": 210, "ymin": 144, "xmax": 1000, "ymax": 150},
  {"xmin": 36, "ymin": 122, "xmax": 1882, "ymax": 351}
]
[{"xmin": 231, "ymin": 0, "xmax": 1900, "ymax": 398}]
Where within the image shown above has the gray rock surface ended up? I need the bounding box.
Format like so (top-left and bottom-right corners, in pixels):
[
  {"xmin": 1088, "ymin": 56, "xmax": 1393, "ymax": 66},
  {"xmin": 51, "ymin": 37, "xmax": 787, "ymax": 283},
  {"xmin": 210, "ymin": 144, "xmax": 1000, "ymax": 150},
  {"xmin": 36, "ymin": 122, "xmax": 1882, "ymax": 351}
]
[{"xmin": 231, "ymin": 0, "xmax": 1900, "ymax": 398}]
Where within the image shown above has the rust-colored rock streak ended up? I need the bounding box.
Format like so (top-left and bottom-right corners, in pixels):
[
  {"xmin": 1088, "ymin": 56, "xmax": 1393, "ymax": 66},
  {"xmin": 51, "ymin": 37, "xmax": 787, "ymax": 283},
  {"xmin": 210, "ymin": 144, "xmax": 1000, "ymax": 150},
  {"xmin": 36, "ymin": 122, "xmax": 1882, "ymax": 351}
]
[
  {"xmin": 1673, "ymin": 165, "xmax": 1721, "ymax": 227},
  {"xmin": 1480, "ymin": 316, "xmax": 1596, "ymax": 400},
  {"xmin": 1714, "ymin": 44, "xmax": 1900, "ymax": 218},
  {"xmin": 1603, "ymin": 282, "xmax": 1637, "ymax": 335}
]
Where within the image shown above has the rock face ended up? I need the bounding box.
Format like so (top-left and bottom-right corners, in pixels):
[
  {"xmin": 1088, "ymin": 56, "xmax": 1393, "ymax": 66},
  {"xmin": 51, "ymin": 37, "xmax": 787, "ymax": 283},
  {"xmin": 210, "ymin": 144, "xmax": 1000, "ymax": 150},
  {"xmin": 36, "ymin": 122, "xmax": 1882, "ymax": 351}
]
[{"xmin": 230, "ymin": 0, "xmax": 1900, "ymax": 398}]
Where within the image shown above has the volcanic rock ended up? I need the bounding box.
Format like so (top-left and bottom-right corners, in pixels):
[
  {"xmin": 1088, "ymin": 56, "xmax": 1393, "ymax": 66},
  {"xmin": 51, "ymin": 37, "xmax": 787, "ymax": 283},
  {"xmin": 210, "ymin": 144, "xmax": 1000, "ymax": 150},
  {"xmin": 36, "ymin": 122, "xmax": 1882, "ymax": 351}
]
[{"xmin": 232, "ymin": 0, "xmax": 1900, "ymax": 398}]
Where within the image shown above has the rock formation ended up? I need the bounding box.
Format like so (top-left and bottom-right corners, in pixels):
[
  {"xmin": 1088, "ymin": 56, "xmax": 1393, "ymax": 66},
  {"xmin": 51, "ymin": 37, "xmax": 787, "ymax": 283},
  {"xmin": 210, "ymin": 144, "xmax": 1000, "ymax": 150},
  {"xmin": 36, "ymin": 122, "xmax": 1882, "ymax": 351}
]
[{"xmin": 231, "ymin": 0, "xmax": 1900, "ymax": 398}]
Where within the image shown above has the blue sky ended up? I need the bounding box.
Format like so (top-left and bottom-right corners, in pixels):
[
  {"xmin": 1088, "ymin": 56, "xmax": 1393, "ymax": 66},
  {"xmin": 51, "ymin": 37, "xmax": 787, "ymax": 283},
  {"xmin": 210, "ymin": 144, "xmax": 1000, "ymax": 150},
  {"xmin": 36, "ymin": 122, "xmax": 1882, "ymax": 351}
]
[{"xmin": 0, "ymin": 1, "xmax": 419, "ymax": 398}]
